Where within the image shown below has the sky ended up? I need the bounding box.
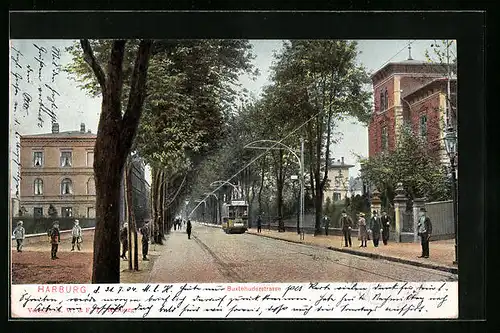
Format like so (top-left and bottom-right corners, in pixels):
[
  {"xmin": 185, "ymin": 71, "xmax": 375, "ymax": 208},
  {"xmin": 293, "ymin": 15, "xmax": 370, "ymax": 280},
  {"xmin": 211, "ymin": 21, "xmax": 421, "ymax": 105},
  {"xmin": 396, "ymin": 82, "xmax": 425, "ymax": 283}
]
[{"xmin": 9, "ymin": 39, "xmax": 438, "ymax": 197}]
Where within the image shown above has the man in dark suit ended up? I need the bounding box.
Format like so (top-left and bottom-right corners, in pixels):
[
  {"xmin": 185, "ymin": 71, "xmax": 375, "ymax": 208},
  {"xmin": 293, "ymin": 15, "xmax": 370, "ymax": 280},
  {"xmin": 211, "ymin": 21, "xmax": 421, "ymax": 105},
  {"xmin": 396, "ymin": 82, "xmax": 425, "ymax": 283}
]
[
  {"xmin": 417, "ymin": 207, "xmax": 433, "ymax": 258},
  {"xmin": 381, "ymin": 210, "xmax": 391, "ymax": 245}
]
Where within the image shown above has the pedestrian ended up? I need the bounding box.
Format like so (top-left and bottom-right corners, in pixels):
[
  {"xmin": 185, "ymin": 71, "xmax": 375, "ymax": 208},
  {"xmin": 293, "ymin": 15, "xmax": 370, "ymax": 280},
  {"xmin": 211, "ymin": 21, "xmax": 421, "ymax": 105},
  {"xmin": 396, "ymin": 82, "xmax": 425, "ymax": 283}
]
[
  {"xmin": 186, "ymin": 219, "xmax": 192, "ymax": 239},
  {"xmin": 174, "ymin": 219, "xmax": 177, "ymax": 231},
  {"xmin": 140, "ymin": 221, "xmax": 150, "ymax": 261},
  {"xmin": 257, "ymin": 215, "xmax": 262, "ymax": 233},
  {"xmin": 49, "ymin": 221, "xmax": 61, "ymax": 260},
  {"xmin": 357, "ymin": 213, "xmax": 368, "ymax": 247},
  {"xmin": 13, "ymin": 221, "xmax": 25, "ymax": 252},
  {"xmin": 120, "ymin": 222, "xmax": 128, "ymax": 260},
  {"xmin": 369, "ymin": 210, "xmax": 382, "ymax": 247},
  {"xmin": 323, "ymin": 215, "xmax": 330, "ymax": 236},
  {"xmin": 381, "ymin": 210, "xmax": 391, "ymax": 245},
  {"xmin": 417, "ymin": 207, "xmax": 433, "ymax": 258},
  {"xmin": 71, "ymin": 219, "xmax": 83, "ymax": 251},
  {"xmin": 339, "ymin": 210, "xmax": 353, "ymax": 247}
]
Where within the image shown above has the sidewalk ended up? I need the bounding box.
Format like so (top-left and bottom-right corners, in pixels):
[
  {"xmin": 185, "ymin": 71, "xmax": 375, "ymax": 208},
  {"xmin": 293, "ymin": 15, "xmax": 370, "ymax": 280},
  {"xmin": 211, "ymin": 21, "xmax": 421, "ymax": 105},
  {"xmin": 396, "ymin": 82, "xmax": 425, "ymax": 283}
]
[{"xmin": 199, "ymin": 222, "xmax": 458, "ymax": 274}]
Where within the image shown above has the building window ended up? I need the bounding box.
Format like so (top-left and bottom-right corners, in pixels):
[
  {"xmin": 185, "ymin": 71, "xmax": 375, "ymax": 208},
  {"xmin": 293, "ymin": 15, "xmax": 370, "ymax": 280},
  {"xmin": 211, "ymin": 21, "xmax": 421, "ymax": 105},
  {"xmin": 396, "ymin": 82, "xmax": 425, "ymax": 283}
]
[
  {"xmin": 34, "ymin": 178, "xmax": 43, "ymax": 195},
  {"xmin": 380, "ymin": 91, "xmax": 385, "ymax": 111},
  {"xmin": 87, "ymin": 207, "xmax": 95, "ymax": 218},
  {"xmin": 420, "ymin": 115, "xmax": 428, "ymax": 139},
  {"xmin": 384, "ymin": 89, "xmax": 389, "ymax": 110},
  {"xmin": 60, "ymin": 151, "xmax": 72, "ymax": 167},
  {"xmin": 87, "ymin": 177, "xmax": 96, "ymax": 195},
  {"xmin": 333, "ymin": 193, "xmax": 341, "ymax": 201},
  {"xmin": 62, "ymin": 207, "xmax": 73, "ymax": 217},
  {"xmin": 61, "ymin": 178, "xmax": 73, "ymax": 195},
  {"xmin": 34, "ymin": 207, "xmax": 43, "ymax": 217},
  {"xmin": 86, "ymin": 151, "xmax": 94, "ymax": 167},
  {"xmin": 33, "ymin": 151, "xmax": 43, "ymax": 167},
  {"xmin": 381, "ymin": 126, "xmax": 388, "ymax": 151}
]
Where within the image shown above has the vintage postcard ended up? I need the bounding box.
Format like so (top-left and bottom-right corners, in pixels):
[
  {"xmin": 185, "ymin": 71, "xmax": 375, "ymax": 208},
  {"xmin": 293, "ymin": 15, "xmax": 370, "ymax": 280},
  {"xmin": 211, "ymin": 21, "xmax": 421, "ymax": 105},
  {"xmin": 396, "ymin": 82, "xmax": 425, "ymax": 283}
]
[{"xmin": 9, "ymin": 32, "xmax": 460, "ymax": 319}]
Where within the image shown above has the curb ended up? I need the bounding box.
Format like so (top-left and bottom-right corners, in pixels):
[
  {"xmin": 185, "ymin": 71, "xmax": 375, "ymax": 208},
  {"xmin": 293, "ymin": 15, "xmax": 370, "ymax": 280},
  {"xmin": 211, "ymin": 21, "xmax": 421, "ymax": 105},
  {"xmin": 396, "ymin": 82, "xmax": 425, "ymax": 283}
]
[{"xmin": 246, "ymin": 232, "xmax": 458, "ymax": 275}]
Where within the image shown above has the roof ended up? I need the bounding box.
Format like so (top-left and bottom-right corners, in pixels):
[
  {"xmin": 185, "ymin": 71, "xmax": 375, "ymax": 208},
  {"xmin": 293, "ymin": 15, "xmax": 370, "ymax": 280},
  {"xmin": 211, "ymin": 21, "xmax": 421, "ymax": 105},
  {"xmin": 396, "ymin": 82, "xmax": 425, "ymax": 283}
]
[
  {"xmin": 371, "ymin": 59, "xmax": 447, "ymax": 80},
  {"xmin": 403, "ymin": 77, "xmax": 457, "ymax": 99},
  {"xmin": 22, "ymin": 130, "xmax": 97, "ymax": 138}
]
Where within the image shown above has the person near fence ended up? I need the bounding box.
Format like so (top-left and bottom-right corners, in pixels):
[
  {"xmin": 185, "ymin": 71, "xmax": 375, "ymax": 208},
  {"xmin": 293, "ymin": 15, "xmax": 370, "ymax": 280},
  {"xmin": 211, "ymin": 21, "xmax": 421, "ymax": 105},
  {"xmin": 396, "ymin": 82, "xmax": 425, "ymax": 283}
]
[
  {"xmin": 71, "ymin": 219, "xmax": 83, "ymax": 251},
  {"xmin": 13, "ymin": 221, "xmax": 25, "ymax": 252},
  {"xmin": 187, "ymin": 220, "xmax": 192, "ymax": 239},
  {"xmin": 340, "ymin": 210, "xmax": 353, "ymax": 247},
  {"xmin": 323, "ymin": 215, "xmax": 331, "ymax": 236},
  {"xmin": 369, "ymin": 210, "xmax": 382, "ymax": 247},
  {"xmin": 140, "ymin": 221, "xmax": 150, "ymax": 261},
  {"xmin": 357, "ymin": 213, "xmax": 368, "ymax": 247},
  {"xmin": 381, "ymin": 211, "xmax": 391, "ymax": 245},
  {"xmin": 49, "ymin": 221, "xmax": 61, "ymax": 260},
  {"xmin": 417, "ymin": 207, "xmax": 433, "ymax": 258},
  {"xmin": 120, "ymin": 222, "xmax": 129, "ymax": 260},
  {"xmin": 257, "ymin": 215, "xmax": 262, "ymax": 233}
]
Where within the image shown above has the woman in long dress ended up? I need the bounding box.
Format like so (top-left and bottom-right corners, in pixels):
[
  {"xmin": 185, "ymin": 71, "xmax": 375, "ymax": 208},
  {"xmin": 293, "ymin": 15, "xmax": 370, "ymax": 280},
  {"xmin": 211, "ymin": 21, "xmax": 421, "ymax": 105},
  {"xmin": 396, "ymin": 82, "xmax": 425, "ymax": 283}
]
[{"xmin": 357, "ymin": 212, "xmax": 368, "ymax": 247}]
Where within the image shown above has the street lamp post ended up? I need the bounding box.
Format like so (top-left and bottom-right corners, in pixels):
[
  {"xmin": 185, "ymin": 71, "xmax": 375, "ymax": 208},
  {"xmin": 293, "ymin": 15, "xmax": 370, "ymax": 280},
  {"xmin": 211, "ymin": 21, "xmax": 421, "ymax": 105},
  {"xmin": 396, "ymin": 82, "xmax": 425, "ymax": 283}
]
[
  {"xmin": 444, "ymin": 126, "xmax": 458, "ymax": 265},
  {"xmin": 243, "ymin": 138, "xmax": 305, "ymax": 240}
]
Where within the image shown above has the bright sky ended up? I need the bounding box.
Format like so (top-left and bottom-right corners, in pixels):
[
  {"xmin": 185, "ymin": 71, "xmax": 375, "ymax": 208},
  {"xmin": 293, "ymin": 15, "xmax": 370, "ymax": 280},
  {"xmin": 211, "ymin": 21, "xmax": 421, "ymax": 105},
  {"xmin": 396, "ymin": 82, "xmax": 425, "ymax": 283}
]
[{"xmin": 9, "ymin": 39, "xmax": 437, "ymax": 196}]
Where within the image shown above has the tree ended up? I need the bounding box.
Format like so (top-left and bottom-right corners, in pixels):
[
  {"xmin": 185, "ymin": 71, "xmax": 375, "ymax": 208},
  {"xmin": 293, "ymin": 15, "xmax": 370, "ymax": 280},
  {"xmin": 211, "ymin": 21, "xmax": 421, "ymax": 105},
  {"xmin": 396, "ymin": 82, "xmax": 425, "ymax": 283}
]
[
  {"xmin": 79, "ymin": 39, "xmax": 153, "ymax": 283},
  {"xmin": 360, "ymin": 125, "xmax": 451, "ymax": 205}
]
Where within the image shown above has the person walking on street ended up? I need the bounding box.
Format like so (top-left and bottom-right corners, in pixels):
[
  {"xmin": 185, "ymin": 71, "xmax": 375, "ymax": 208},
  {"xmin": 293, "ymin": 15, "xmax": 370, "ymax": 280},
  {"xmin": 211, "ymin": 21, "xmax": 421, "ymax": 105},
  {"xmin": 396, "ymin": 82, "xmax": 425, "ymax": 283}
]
[
  {"xmin": 13, "ymin": 221, "xmax": 25, "ymax": 252},
  {"xmin": 186, "ymin": 220, "xmax": 192, "ymax": 239},
  {"xmin": 357, "ymin": 213, "xmax": 368, "ymax": 247},
  {"xmin": 381, "ymin": 210, "xmax": 391, "ymax": 245},
  {"xmin": 417, "ymin": 207, "xmax": 433, "ymax": 258},
  {"xmin": 323, "ymin": 215, "xmax": 330, "ymax": 236},
  {"xmin": 120, "ymin": 222, "xmax": 128, "ymax": 260},
  {"xmin": 49, "ymin": 221, "xmax": 61, "ymax": 259},
  {"xmin": 369, "ymin": 210, "xmax": 382, "ymax": 247},
  {"xmin": 257, "ymin": 215, "xmax": 262, "ymax": 233},
  {"xmin": 340, "ymin": 210, "xmax": 353, "ymax": 247},
  {"xmin": 140, "ymin": 221, "xmax": 150, "ymax": 261},
  {"xmin": 71, "ymin": 219, "xmax": 83, "ymax": 251}
]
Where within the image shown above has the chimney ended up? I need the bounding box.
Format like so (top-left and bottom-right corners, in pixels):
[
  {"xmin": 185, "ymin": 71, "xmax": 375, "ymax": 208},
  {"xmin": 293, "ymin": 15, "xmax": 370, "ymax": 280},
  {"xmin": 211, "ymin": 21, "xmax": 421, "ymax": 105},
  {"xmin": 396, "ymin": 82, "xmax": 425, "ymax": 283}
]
[
  {"xmin": 341, "ymin": 157, "xmax": 344, "ymax": 165},
  {"xmin": 80, "ymin": 123, "xmax": 85, "ymax": 133},
  {"xmin": 87, "ymin": 129, "xmax": 91, "ymax": 133},
  {"xmin": 52, "ymin": 122, "xmax": 59, "ymax": 134}
]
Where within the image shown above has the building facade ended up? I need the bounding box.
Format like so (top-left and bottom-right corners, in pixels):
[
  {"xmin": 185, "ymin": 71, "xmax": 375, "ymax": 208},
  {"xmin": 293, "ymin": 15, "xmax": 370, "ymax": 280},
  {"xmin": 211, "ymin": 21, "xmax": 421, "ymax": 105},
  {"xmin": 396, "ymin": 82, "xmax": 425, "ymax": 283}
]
[
  {"xmin": 368, "ymin": 56, "xmax": 455, "ymax": 161},
  {"xmin": 19, "ymin": 122, "xmax": 97, "ymax": 218},
  {"xmin": 323, "ymin": 157, "xmax": 354, "ymax": 202}
]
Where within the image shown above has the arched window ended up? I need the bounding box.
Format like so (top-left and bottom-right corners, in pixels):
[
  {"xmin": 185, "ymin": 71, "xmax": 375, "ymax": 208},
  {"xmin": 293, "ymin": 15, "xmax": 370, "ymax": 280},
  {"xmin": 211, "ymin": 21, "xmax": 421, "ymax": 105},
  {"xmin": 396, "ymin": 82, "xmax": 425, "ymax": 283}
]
[
  {"xmin": 34, "ymin": 178, "xmax": 43, "ymax": 195},
  {"xmin": 61, "ymin": 178, "xmax": 73, "ymax": 195},
  {"xmin": 380, "ymin": 91, "xmax": 385, "ymax": 111},
  {"xmin": 384, "ymin": 89, "xmax": 389, "ymax": 110},
  {"xmin": 87, "ymin": 177, "xmax": 96, "ymax": 195}
]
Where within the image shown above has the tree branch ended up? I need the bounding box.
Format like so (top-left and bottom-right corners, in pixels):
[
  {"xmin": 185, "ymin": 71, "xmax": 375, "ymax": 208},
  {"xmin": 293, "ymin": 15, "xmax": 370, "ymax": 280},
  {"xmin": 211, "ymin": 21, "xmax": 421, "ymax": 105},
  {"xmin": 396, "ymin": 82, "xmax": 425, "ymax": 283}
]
[
  {"xmin": 121, "ymin": 40, "xmax": 154, "ymax": 145},
  {"xmin": 80, "ymin": 39, "xmax": 107, "ymax": 92}
]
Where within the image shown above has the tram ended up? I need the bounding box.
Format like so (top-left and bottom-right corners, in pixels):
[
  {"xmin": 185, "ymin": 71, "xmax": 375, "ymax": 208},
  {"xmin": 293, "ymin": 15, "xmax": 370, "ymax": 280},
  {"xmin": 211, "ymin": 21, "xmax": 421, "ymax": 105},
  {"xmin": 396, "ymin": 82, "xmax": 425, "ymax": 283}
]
[{"xmin": 221, "ymin": 200, "xmax": 248, "ymax": 234}]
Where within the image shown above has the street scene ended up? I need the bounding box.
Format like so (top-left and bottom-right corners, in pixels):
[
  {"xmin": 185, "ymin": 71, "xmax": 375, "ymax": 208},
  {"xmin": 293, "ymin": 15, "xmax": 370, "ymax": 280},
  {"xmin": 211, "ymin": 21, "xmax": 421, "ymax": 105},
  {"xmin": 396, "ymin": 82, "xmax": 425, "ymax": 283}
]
[{"xmin": 10, "ymin": 38, "xmax": 458, "ymax": 286}]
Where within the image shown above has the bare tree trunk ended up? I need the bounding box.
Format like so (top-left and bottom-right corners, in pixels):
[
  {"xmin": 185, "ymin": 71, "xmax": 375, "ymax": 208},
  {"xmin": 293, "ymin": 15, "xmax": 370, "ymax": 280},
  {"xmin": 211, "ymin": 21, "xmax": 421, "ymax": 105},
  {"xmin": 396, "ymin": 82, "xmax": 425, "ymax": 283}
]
[
  {"xmin": 125, "ymin": 159, "xmax": 139, "ymax": 271},
  {"xmin": 124, "ymin": 162, "xmax": 132, "ymax": 271}
]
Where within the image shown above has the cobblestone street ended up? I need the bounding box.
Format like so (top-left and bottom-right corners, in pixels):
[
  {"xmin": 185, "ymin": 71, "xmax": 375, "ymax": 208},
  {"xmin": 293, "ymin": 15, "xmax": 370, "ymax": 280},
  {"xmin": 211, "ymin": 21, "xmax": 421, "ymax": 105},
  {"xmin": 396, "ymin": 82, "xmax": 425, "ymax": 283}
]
[{"xmin": 147, "ymin": 223, "xmax": 457, "ymax": 283}]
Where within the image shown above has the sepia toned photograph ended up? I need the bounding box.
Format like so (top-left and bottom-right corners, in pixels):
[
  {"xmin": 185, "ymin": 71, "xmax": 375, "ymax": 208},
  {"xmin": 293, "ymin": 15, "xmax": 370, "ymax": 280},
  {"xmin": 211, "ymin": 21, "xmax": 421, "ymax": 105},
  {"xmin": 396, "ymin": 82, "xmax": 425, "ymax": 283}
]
[{"xmin": 9, "ymin": 33, "xmax": 463, "ymax": 319}]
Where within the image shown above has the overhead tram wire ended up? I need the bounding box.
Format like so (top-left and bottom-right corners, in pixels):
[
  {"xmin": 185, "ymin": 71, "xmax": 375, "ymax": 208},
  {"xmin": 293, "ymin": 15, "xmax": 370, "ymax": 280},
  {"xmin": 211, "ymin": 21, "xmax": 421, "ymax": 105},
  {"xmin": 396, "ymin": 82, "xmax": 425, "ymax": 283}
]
[
  {"xmin": 189, "ymin": 40, "xmax": 420, "ymax": 218},
  {"xmin": 188, "ymin": 106, "xmax": 326, "ymax": 218}
]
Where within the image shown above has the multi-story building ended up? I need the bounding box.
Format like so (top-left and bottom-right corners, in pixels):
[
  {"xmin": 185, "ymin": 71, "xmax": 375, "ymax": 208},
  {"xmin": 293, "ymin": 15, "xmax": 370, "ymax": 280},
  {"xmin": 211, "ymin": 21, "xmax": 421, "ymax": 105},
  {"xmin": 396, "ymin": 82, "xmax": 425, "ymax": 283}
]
[
  {"xmin": 368, "ymin": 52, "xmax": 456, "ymax": 164},
  {"xmin": 19, "ymin": 122, "xmax": 97, "ymax": 218},
  {"xmin": 323, "ymin": 157, "xmax": 354, "ymax": 202}
]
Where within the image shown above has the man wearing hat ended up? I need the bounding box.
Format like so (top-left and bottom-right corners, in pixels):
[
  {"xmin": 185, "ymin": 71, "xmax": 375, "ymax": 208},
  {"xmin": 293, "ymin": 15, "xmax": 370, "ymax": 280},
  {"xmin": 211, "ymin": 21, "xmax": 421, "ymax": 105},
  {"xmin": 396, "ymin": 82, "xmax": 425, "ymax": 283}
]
[
  {"xmin": 369, "ymin": 210, "xmax": 382, "ymax": 247},
  {"xmin": 120, "ymin": 222, "xmax": 129, "ymax": 260},
  {"xmin": 339, "ymin": 210, "xmax": 353, "ymax": 247},
  {"xmin": 71, "ymin": 219, "xmax": 83, "ymax": 251},
  {"xmin": 417, "ymin": 207, "xmax": 433, "ymax": 258},
  {"xmin": 357, "ymin": 213, "xmax": 368, "ymax": 247},
  {"xmin": 381, "ymin": 210, "xmax": 391, "ymax": 245},
  {"xmin": 323, "ymin": 214, "xmax": 331, "ymax": 236},
  {"xmin": 13, "ymin": 221, "xmax": 26, "ymax": 252},
  {"xmin": 49, "ymin": 221, "xmax": 61, "ymax": 259},
  {"xmin": 139, "ymin": 220, "xmax": 151, "ymax": 261}
]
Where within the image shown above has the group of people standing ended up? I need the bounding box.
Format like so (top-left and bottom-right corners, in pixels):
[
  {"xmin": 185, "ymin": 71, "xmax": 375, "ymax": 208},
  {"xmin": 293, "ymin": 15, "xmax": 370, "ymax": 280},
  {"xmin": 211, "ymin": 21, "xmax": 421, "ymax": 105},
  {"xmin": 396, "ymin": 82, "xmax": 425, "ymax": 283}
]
[
  {"xmin": 120, "ymin": 220, "xmax": 151, "ymax": 261},
  {"xmin": 324, "ymin": 207, "xmax": 433, "ymax": 258}
]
